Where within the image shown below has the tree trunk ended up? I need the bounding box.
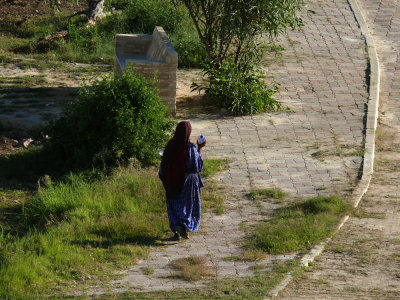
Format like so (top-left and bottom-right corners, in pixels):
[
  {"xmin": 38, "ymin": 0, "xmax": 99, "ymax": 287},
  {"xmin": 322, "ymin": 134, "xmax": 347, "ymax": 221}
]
[{"xmin": 86, "ymin": 0, "xmax": 104, "ymax": 26}]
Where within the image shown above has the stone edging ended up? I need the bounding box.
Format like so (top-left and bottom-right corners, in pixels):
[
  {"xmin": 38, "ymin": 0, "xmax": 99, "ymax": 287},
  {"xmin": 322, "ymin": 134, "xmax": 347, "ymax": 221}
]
[{"xmin": 268, "ymin": 0, "xmax": 380, "ymax": 298}]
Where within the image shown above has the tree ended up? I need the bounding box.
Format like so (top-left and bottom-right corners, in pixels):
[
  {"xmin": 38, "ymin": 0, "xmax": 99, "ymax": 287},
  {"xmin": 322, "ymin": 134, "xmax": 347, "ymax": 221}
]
[
  {"xmin": 173, "ymin": 0, "xmax": 303, "ymax": 69},
  {"xmin": 173, "ymin": 0, "xmax": 304, "ymax": 115}
]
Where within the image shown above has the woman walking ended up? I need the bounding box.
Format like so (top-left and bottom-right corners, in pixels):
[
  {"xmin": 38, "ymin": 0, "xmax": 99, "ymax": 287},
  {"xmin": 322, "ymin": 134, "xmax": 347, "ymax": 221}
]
[{"xmin": 159, "ymin": 121, "xmax": 206, "ymax": 241}]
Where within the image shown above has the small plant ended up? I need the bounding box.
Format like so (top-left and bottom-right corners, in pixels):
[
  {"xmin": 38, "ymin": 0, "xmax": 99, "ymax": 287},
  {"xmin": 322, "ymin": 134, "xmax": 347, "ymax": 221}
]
[
  {"xmin": 170, "ymin": 256, "xmax": 212, "ymax": 281},
  {"xmin": 141, "ymin": 267, "xmax": 155, "ymax": 276},
  {"xmin": 193, "ymin": 61, "xmax": 282, "ymax": 115}
]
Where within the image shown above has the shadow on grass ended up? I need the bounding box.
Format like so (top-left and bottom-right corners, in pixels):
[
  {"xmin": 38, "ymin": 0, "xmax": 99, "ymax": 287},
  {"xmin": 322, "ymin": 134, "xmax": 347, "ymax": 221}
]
[
  {"xmin": 71, "ymin": 236, "xmax": 167, "ymax": 249},
  {"xmin": 0, "ymin": 146, "xmax": 70, "ymax": 190},
  {"xmin": 0, "ymin": 144, "xmax": 107, "ymax": 192}
]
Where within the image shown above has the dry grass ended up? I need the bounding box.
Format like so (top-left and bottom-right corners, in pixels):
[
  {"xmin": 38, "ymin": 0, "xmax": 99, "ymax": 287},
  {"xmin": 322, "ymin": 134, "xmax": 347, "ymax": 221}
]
[
  {"xmin": 240, "ymin": 249, "xmax": 268, "ymax": 262},
  {"xmin": 170, "ymin": 256, "xmax": 212, "ymax": 281},
  {"xmin": 375, "ymin": 126, "xmax": 397, "ymax": 151},
  {"xmin": 223, "ymin": 249, "xmax": 267, "ymax": 262}
]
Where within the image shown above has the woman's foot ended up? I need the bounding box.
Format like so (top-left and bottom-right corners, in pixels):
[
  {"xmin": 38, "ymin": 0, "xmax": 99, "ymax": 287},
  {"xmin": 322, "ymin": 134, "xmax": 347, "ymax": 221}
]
[
  {"xmin": 175, "ymin": 225, "xmax": 189, "ymax": 239},
  {"xmin": 173, "ymin": 231, "xmax": 181, "ymax": 241}
]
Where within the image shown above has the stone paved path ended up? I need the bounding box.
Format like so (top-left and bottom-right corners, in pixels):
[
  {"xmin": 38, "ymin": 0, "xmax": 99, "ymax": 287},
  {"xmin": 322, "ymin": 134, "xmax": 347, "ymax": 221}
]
[
  {"xmin": 278, "ymin": 0, "xmax": 400, "ymax": 298},
  {"xmin": 90, "ymin": 0, "xmax": 370, "ymax": 295}
]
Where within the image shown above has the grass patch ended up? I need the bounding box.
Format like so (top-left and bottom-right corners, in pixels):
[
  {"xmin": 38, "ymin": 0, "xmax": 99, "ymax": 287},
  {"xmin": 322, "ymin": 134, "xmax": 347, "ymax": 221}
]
[
  {"xmin": 247, "ymin": 195, "xmax": 349, "ymax": 254},
  {"xmin": 0, "ymin": 151, "xmax": 229, "ymax": 297},
  {"xmin": 170, "ymin": 256, "xmax": 212, "ymax": 281},
  {"xmin": 201, "ymin": 158, "xmax": 229, "ymax": 215},
  {"xmin": 375, "ymin": 126, "xmax": 397, "ymax": 151},
  {"xmin": 0, "ymin": 166, "xmax": 169, "ymax": 298},
  {"xmin": 0, "ymin": 2, "xmax": 206, "ymax": 68},
  {"xmin": 224, "ymin": 249, "xmax": 267, "ymax": 262},
  {"xmin": 0, "ymin": 75, "xmax": 47, "ymax": 88},
  {"xmin": 351, "ymin": 208, "xmax": 385, "ymax": 219},
  {"xmin": 0, "ymin": 146, "xmax": 68, "ymax": 189},
  {"xmin": 249, "ymin": 188, "xmax": 287, "ymax": 201},
  {"xmin": 140, "ymin": 267, "xmax": 154, "ymax": 276},
  {"xmin": 202, "ymin": 179, "xmax": 226, "ymax": 215},
  {"xmin": 202, "ymin": 158, "xmax": 229, "ymax": 178}
]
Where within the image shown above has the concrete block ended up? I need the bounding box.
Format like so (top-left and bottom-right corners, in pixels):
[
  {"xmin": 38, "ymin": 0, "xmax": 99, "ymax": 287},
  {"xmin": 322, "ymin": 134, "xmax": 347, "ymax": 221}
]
[{"xmin": 114, "ymin": 27, "xmax": 177, "ymax": 113}]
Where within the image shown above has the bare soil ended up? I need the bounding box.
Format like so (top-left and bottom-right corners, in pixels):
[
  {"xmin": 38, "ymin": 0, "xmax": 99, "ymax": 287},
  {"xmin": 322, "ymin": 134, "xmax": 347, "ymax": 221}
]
[{"xmin": 0, "ymin": 0, "xmax": 84, "ymax": 21}]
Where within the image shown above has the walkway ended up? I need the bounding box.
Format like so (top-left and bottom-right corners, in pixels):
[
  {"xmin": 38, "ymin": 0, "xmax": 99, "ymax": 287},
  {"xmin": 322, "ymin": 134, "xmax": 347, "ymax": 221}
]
[
  {"xmin": 89, "ymin": 0, "xmax": 370, "ymax": 295},
  {"xmin": 279, "ymin": 0, "xmax": 400, "ymax": 298}
]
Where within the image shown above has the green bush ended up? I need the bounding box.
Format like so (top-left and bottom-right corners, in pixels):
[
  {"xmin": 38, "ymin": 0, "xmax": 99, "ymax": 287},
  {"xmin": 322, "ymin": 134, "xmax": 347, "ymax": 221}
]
[
  {"xmin": 122, "ymin": 0, "xmax": 184, "ymax": 34},
  {"xmin": 47, "ymin": 68, "xmax": 175, "ymax": 169},
  {"xmin": 170, "ymin": 30, "xmax": 207, "ymax": 68},
  {"xmin": 193, "ymin": 61, "xmax": 282, "ymax": 115}
]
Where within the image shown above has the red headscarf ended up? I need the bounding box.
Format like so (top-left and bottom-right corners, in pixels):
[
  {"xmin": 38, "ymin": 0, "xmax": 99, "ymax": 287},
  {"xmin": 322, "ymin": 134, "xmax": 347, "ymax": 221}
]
[{"xmin": 161, "ymin": 121, "xmax": 192, "ymax": 198}]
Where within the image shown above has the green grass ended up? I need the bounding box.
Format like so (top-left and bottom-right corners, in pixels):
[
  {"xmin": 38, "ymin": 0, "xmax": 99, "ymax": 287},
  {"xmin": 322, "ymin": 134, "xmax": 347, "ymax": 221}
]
[
  {"xmin": 247, "ymin": 196, "xmax": 350, "ymax": 254},
  {"xmin": 140, "ymin": 267, "xmax": 155, "ymax": 276},
  {"xmin": 0, "ymin": 166, "xmax": 169, "ymax": 298},
  {"xmin": 0, "ymin": 75, "xmax": 47, "ymax": 88},
  {"xmin": 201, "ymin": 159, "xmax": 229, "ymax": 215},
  {"xmin": 249, "ymin": 188, "xmax": 287, "ymax": 201},
  {"xmin": 0, "ymin": 146, "xmax": 66, "ymax": 189},
  {"xmin": 201, "ymin": 158, "xmax": 229, "ymax": 178},
  {"xmin": 202, "ymin": 179, "xmax": 226, "ymax": 215},
  {"xmin": 0, "ymin": 154, "xmax": 229, "ymax": 298},
  {"xmin": 0, "ymin": 1, "xmax": 206, "ymax": 68}
]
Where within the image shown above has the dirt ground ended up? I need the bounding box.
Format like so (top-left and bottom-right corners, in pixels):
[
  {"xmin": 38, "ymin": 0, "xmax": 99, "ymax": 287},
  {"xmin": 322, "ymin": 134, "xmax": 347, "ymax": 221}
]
[
  {"xmin": 0, "ymin": 0, "xmax": 84, "ymax": 20},
  {"xmin": 0, "ymin": 60, "xmax": 204, "ymax": 153}
]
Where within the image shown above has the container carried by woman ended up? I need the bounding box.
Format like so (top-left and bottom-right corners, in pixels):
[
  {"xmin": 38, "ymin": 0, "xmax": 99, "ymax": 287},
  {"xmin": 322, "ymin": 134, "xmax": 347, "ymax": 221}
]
[{"xmin": 159, "ymin": 121, "xmax": 206, "ymax": 241}]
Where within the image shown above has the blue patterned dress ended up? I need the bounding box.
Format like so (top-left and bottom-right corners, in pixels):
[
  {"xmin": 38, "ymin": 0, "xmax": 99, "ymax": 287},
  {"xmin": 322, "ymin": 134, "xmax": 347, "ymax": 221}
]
[{"xmin": 159, "ymin": 142, "xmax": 204, "ymax": 233}]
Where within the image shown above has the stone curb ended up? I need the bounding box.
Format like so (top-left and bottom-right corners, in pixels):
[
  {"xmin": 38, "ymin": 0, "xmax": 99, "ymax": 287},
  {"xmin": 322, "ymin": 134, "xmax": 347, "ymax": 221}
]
[{"xmin": 267, "ymin": 0, "xmax": 380, "ymax": 298}]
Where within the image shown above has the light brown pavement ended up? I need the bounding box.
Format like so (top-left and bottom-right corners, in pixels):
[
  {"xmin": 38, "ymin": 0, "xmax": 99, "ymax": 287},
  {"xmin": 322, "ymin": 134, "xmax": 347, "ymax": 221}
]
[{"xmin": 278, "ymin": 0, "xmax": 400, "ymax": 299}]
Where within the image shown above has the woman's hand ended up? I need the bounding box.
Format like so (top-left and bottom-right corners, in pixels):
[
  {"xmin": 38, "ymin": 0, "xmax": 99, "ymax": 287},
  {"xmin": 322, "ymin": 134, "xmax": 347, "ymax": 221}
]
[{"xmin": 197, "ymin": 138, "xmax": 206, "ymax": 152}]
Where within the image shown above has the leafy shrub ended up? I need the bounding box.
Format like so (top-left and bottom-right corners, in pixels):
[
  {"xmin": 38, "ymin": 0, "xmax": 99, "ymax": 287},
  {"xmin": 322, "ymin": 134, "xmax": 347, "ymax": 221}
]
[
  {"xmin": 47, "ymin": 68, "xmax": 175, "ymax": 169},
  {"xmin": 122, "ymin": 0, "xmax": 184, "ymax": 34},
  {"xmin": 170, "ymin": 30, "xmax": 207, "ymax": 68},
  {"xmin": 193, "ymin": 61, "xmax": 282, "ymax": 115}
]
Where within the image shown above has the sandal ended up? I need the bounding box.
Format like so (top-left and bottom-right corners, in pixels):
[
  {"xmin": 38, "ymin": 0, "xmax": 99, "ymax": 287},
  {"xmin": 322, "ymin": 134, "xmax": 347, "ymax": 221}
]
[
  {"xmin": 173, "ymin": 231, "xmax": 181, "ymax": 241},
  {"xmin": 176, "ymin": 225, "xmax": 189, "ymax": 239}
]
